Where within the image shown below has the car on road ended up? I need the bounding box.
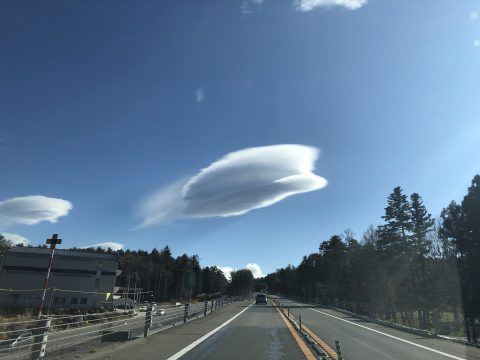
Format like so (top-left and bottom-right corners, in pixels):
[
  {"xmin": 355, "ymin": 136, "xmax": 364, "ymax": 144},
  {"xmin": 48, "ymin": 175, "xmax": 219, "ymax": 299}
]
[
  {"xmin": 255, "ymin": 293, "xmax": 267, "ymax": 305},
  {"xmin": 156, "ymin": 308, "xmax": 166, "ymax": 316}
]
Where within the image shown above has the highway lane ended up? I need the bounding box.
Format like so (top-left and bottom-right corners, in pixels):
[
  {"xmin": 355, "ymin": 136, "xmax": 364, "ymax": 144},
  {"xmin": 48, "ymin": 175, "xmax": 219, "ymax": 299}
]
[
  {"xmin": 67, "ymin": 300, "xmax": 312, "ymax": 360},
  {"xmin": 279, "ymin": 298, "xmax": 480, "ymax": 360},
  {"xmin": 179, "ymin": 300, "xmax": 309, "ymax": 360}
]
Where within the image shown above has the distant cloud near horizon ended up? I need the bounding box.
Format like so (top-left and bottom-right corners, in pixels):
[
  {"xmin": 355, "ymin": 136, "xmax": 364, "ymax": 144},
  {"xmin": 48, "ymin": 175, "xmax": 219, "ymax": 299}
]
[
  {"xmin": 245, "ymin": 263, "xmax": 264, "ymax": 278},
  {"xmin": 219, "ymin": 263, "xmax": 264, "ymax": 280},
  {"xmin": 1, "ymin": 232, "xmax": 29, "ymax": 245},
  {"xmin": 0, "ymin": 195, "xmax": 73, "ymax": 226},
  {"xmin": 295, "ymin": 0, "xmax": 367, "ymax": 11},
  {"xmin": 82, "ymin": 242, "xmax": 124, "ymax": 251},
  {"xmin": 137, "ymin": 144, "xmax": 327, "ymax": 227}
]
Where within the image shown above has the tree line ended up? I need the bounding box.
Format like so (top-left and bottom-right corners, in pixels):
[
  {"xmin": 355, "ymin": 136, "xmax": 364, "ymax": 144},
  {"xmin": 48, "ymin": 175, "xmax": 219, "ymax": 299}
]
[
  {"xmin": 0, "ymin": 236, "xmax": 254, "ymax": 301},
  {"xmin": 263, "ymin": 174, "xmax": 480, "ymax": 322}
]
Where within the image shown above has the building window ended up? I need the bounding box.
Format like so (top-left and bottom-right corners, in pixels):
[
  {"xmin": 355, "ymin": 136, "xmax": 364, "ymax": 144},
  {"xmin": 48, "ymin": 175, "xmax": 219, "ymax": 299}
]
[
  {"xmin": 53, "ymin": 297, "xmax": 66, "ymax": 305},
  {"xmin": 70, "ymin": 298, "xmax": 78, "ymax": 305},
  {"xmin": 80, "ymin": 298, "xmax": 88, "ymax": 305}
]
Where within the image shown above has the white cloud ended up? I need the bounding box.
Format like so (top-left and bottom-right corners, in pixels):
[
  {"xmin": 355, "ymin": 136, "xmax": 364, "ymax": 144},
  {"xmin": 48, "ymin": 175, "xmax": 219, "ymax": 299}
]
[
  {"xmin": 218, "ymin": 266, "xmax": 235, "ymax": 281},
  {"xmin": 474, "ymin": 39, "xmax": 480, "ymax": 47},
  {"xmin": 471, "ymin": 12, "xmax": 479, "ymax": 20},
  {"xmin": 218, "ymin": 263, "xmax": 264, "ymax": 281},
  {"xmin": 1, "ymin": 232, "xmax": 29, "ymax": 245},
  {"xmin": 195, "ymin": 88, "xmax": 205, "ymax": 103},
  {"xmin": 0, "ymin": 195, "xmax": 73, "ymax": 226},
  {"xmin": 82, "ymin": 242, "xmax": 124, "ymax": 251},
  {"xmin": 138, "ymin": 144, "xmax": 327, "ymax": 227},
  {"xmin": 295, "ymin": 0, "xmax": 367, "ymax": 11},
  {"xmin": 245, "ymin": 263, "xmax": 264, "ymax": 278}
]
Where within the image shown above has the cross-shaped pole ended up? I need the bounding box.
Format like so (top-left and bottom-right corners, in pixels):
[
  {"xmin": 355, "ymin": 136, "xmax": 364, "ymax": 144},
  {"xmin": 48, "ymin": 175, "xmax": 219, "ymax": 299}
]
[
  {"xmin": 46, "ymin": 233, "xmax": 62, "ymax": 249},
  {"xmin": 38, "ymin": 234, "xmax": 62, "ymax": 317}
]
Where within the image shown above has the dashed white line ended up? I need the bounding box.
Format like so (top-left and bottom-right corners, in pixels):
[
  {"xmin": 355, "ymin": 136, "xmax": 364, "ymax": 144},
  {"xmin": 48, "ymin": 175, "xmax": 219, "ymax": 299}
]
[{"xmin": 290, "ymin": 301, "xmax": 467, "ymax": 360}]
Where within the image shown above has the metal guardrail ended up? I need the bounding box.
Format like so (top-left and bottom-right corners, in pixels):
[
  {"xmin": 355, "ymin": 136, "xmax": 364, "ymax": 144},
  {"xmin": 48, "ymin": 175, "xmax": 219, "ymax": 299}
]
[
  {"xmin": 0, "ymin": 295, "xmax": 253, "ymax": 359},
  {"xmin": 277, "ymin": 294, "xmax": 479, "ymax": 345}
]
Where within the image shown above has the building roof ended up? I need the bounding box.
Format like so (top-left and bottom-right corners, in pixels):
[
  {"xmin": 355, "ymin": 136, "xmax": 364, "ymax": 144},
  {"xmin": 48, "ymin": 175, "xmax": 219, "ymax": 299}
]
[{"xmin": 7, "ymin": 246, "xmax": 117, "ymax": 260}]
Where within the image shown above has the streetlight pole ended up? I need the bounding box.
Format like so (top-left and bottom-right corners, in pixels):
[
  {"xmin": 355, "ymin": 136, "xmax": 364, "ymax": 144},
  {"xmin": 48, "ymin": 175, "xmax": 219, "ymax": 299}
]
[{"xmin": 38, "ymin": 234, "xmax": 62, "ymax": 317}]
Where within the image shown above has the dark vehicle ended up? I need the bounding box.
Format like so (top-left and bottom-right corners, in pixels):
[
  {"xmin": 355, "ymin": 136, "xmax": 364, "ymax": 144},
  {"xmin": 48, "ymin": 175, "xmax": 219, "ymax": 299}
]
[{"xmin": 255, "ymin": 294, "xmax": 267, "ymax": 305}]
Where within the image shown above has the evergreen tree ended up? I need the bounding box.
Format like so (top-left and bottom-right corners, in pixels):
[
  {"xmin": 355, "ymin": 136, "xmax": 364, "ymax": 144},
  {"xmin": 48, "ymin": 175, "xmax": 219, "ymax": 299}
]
[
  {"xmin": 378, "ymin": 186, "xmax": 412, "ymax": 252},
  {"xmin": 0, "ymin": 233, "xmax": 13, "ymax": 254},
  {"xmin": 409, "ymin": 193, "xmax": 434, "ymax": 256}
]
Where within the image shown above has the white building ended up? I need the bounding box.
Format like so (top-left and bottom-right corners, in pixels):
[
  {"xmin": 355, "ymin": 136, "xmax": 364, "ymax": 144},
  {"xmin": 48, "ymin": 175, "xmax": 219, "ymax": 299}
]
[{"xmin": 0, "ymin": 247, "xmax": 120, "ymax": 310}]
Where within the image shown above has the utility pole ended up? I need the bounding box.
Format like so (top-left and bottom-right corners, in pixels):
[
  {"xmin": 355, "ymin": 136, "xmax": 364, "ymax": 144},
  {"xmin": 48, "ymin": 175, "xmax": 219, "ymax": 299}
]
[
  {"xmin": 38, "ymin": 234, "xmax": 62, "ymax": 317},
  {"xmin": 133, "ymin": 272, "xmax": 139, "ymax": 306},
  {"xmin": 124, "ymin": 274, "xmax": 131, "ymax": 311}
]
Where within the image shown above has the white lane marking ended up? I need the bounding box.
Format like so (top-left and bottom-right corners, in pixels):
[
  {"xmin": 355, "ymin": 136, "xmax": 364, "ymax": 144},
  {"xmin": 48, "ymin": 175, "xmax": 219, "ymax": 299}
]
[
  {"xmin": 167, "ymin": 302, "xmax": 253, "ymax": 360},
  {"xmin": 288, "ymin": 301, "xmax": 466, "ymax": 360}
]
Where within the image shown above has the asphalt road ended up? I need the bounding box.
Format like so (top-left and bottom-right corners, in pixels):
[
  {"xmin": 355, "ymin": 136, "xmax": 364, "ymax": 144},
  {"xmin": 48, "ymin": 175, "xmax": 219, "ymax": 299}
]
[
  {"xmin": 77, "ymin": 300, "xmax": 311, "ymax": 360},
  {"xmin": 179, "ymin": 300, "xmax": 307, "ymax": 360},
  {"xmin": 279, "ymin": 298, "xmax": 480, "ymax": 360}
]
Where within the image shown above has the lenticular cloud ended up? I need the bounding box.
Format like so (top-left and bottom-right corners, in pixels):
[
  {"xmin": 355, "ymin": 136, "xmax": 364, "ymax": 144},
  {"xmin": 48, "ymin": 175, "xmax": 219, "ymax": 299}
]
[
  {"xmin": 0, "ymin": 195, "xmax": 73, "ymax": 226},
  {"xmin": 138, "ymin": 144, "xmax": 327, "ymax": 227}
]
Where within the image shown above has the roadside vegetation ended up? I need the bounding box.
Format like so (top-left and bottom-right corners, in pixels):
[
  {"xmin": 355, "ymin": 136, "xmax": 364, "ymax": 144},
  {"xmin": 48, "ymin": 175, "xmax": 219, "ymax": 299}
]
[{"xmin": 263, "ymin": 174, "xmax": 480, "ymax": 334}]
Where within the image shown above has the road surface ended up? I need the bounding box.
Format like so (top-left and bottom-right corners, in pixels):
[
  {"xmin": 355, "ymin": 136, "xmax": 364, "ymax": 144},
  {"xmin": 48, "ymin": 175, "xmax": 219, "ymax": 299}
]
[
  {"xmin": 179, "ymin": 300, "xmax": 307, "ymax": 360},
  {"xmin": 278, "ymin": 298, "xmax": 480, "ymax": 360}
]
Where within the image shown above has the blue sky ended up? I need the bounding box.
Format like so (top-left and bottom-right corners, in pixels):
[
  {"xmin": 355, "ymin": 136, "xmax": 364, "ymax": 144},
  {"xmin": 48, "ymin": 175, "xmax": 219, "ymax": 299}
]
[{"xmin": 1, "ymin": 0, "xmax": 479, "ymax": 276}]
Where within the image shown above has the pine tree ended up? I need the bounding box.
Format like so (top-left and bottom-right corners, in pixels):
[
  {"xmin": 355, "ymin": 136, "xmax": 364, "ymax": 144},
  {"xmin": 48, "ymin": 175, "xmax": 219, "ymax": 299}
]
[
  {"xmin": 409, "ymin": 193, "xmax": 434, "ymax": 257},
  {"xmin": 378, "ymin": 186, "xmax": 412, "ymax": 252}
]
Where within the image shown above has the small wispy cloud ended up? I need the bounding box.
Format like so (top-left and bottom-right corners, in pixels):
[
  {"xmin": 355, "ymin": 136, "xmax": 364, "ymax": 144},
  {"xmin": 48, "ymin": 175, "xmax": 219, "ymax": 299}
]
[
  {"xmin": 0, "ymin": 195, "xmax": 73, "ymax": 226},
  {"xmin": 195, "ymin": 87, "xmax": 205, "ymax": 103},
  {"xmin": 1, "ymin": 232, "xmax": 29, "ymax": 246},
  {"xmin": 471, "ymin": 11, "xmax": 479, "ymax": 20},
  {"xmin": 474, "ymin": 39, "xmax": 480, "ymax": 47},
  {"xmin": 295, "ymin": 0, "xmax": 367, "ymax": 12},
  {"xmin": 82, "ymin": 242, "xmax": 124, "ymax": 251},
  {"xmin": 137, "ymin": 144, "xmax": 327, "ymax": 227},
  {"xmin": 241, "ymin": 0, "xmax": 264, "ymax": 16}
]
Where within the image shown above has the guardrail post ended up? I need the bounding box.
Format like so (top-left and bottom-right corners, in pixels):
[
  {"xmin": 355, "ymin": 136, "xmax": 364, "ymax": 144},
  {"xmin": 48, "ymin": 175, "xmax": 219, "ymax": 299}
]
[
  {"xmin": 287, "ymin": 307, "xmax": 290, "ymax": 318},
  {"xmin": 335, "ymin": 340, "xmax": 344, "ymax": 360},
  {"xmin": 144, "ymin": 303, "xmax": 153, "ymax": 337},
  {"xmin": 432, "ymin": 309, "xmax": 439, "ymax": 335},
  {"xmin": 31, "ymin": 316, "xmax": 50, "ymax": 360},
  {"xmin": 299, "ymin": 315, "xmax": 302, "ymax": 332},
  {"xmin": 184, "ymin": 303, "xmax": 189, "ymax": 324},
  {"xmin": 204, "ymin": 301, "xmax": 208, "ymax": 316},
  {"xmin": 210, "ymin": 300, "xmax": 214, "ymax": 313}
]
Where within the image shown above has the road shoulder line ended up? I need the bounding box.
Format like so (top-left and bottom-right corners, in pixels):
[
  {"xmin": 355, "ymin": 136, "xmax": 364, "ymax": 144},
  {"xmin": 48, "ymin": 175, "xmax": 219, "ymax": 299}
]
[{"xmin": 293, "ymin": 302, "xmax": 467, "ymax": 360}]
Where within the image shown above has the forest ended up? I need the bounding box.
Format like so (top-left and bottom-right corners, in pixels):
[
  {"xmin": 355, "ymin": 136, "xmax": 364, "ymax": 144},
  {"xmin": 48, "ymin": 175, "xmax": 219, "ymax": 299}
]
[
  {"xmin": 262, "ymin": 174, "xmax": 480, "ymax": 325},
  {"xmin": 1, "ymin": 174, "xmax": 478, "ymax": 316}
]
